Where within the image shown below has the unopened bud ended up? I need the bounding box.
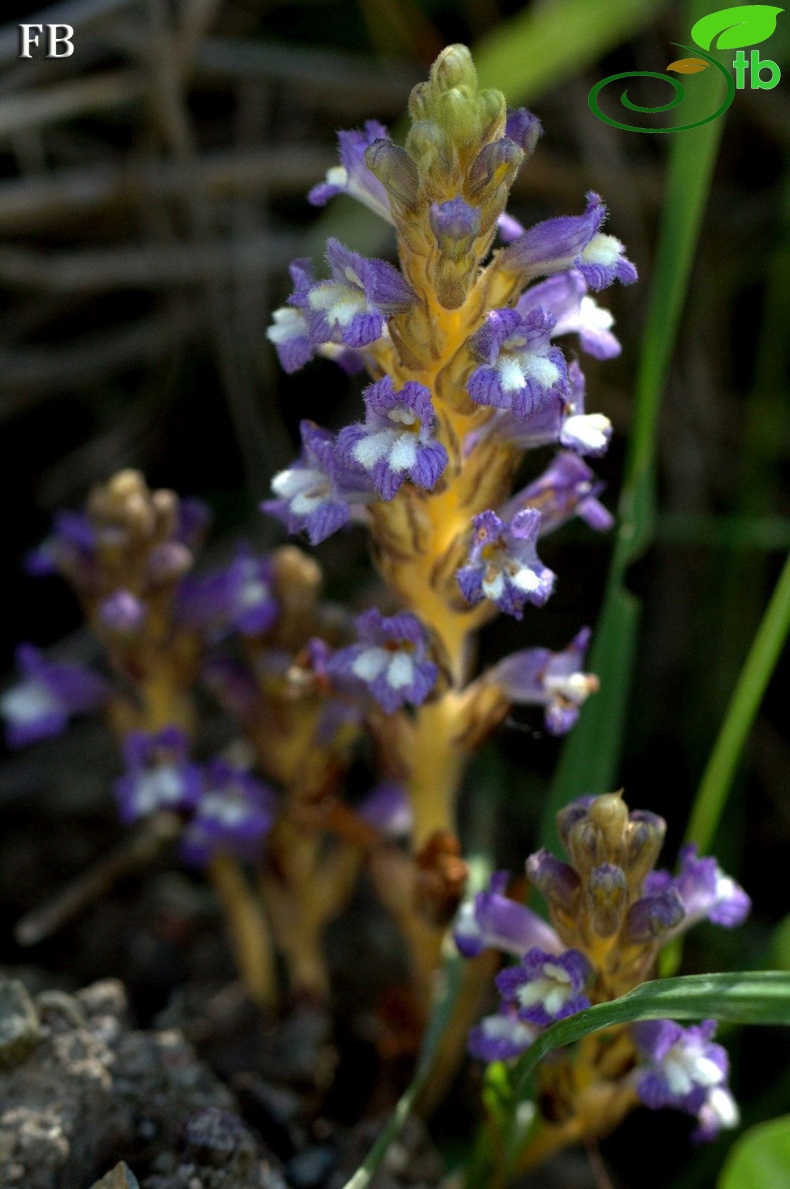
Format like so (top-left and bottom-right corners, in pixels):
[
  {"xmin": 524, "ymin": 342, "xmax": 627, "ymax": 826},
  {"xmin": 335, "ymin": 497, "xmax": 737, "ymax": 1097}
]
[
  {"xmin": 624, "ymin": 889, "xmax": 685, "ymax": 944},
  {"xmin": 467, "ymin": 138, "xmax": 523, "ymax": 200},
  {"xmin": 624, "ymin": 810, "xmax": 666, "ymax": 887},
  {"xmin": 146, "ymin": 541, "xmax": 193, "ymax": 584},
  {"xmin": 526, "ymin": 849, "xmax": 580, "ymax": 913},
  {"xmin": 365, "ymin": 140, "xmax": 419, "ymax": 211},
  {"xmin": 431, "ymin": 44, "xmax": 477, "ymax": 94},
  {"xmin": 586, "ymin": 863, "xmax": 628, "ymax": 938}
]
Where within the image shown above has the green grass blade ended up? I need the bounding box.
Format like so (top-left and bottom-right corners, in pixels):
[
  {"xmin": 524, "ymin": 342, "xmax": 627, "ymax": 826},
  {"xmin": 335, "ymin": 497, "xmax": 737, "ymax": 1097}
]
[
  {"xmin": 684, "ymin": 549, "xmax": 790, "ymax": 853},
  {"xmin": 512, "ymin": 971, "xmax": 790, "ymax": 1099},
  {"xmin": 540, "ymin": 13, "xmax": 727, "ymax": 849},
  {"xmin": 341, "ymin": 948, "xmax": 464, "ymax": 1189},
  {"xmin": 474, "ymin": 0, "xmax": 667, "ymax": 101}
]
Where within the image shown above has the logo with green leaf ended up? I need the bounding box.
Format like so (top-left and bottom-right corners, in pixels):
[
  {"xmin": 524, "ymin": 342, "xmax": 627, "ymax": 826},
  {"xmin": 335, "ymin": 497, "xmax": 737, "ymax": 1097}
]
[{"xmin": 589, "ymin": 4, "xmax": 783, "ymax": 133}]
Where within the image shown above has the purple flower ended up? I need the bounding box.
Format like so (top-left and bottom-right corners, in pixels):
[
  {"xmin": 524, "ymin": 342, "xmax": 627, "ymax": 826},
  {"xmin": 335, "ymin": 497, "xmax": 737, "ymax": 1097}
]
[
  {"xmin": 25, "ymin": 510, "xmax": 96, "ymax": 579},
  {"xmin": 468, "ymin": 361, "xmax": 611, "ymax": 460},
  {"xmin": 114, "ymin": 726, "xmax": 202, "ymax": 824},
  {"xmin": 179, "ymin": 549, "xmax": 278, "ymax": 638},
  {"xmin": 467, "ymin": 307, "xmax": 567, "ymax": 419},
  {"xmin": 501, "ymin": 192, "xmax": 637, "ymax": 290},
  {"xmin": 456, "ymin": 508, "xmax": 555, "ymax": 619},
  {"xmin": 468, "ymin": 1007, "xmax": 537, "ymax": 1062},
  {"xmin": 1, "ymin": 644, "xmax": 109, "ymax": 748},
  {"xmin": 327, "ymin": 608, "xmax": 438, "ymax": 715},
  {"xmin": 632, "ymin": 1019, "xmax": 738, "ymax": 1140},
  {"xmin": 294, "ymin": 239, "xmax": 416, "ymax": 350},
  {"xmin": 496, "ymin": 947, "xmax": 591, "ymax": 1027},
  {"xmin": 308, "ymin": 120, "xmax": 393, "ymax": 222},
  {"xmin": 263, "ymin": 421, "xmax": 375, "ymax": 545},
  {"xmin": 180, "ymin": 759, "xmax": 275, "ymax": 867},
  {"xmin": 454, "ymin": 871, "xmax": 562, "ymax": 959},
  {"xmin": 357, "ymin": 781, "xmax": 413, "ymax": 840},
  {"xmin": 644, "ymin": 845, "xmax": 751, "ymax": 934},
  {"xmin": 505, "ymin": 452, "xmax": 614, "ymax": 535},
  {"xmin": 518, "ymin": 269, "xmax": 621, "ymax": 360},
  {"xmin": 337, "ymin": 377, "xmax": 448, "ymax": 500},
  {"xmin": 489, "ymin": 627, "xmax": 598, "ymax": 735}
]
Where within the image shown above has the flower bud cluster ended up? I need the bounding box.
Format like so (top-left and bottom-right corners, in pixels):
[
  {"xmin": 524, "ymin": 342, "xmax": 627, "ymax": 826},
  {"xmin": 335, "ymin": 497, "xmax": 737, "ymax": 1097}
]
[{"xmin": 457, "ymin": 791, "xmax": 750, "ymax": 1143}]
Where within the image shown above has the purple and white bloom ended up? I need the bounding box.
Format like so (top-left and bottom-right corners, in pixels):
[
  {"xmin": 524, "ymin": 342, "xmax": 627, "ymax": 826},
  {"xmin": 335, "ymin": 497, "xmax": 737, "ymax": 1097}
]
[
  {"xmin": 179, "ymin": 549, "xmax": 278, "ymax": 638},
  {"xmin": 294, "ymin": 239, "xmax": 416, "ymax": 350},
  {"xmin": 467, "ymin": 307, "xmax": 567, "ymax": 419},
  {"xmin": 454, "ymin": 871, "xmax": 562, "ymax": 959},
  {"xmin": 518, "ymin": 269, "xmax": 621, "ymax": 360},
  {"xmin": 501, "ymin": 192, "xmax": 638, "ymax": 290},
  {"xmin": 496, "ymin": 947, "xmax": 591, "ymax": 1027},
  {"xmin": 468, "ymin": 1007, "xmax": 538, "ymax": 1062},
  {"xmin": 506, "ymin": 452, "xmax": 614, "ymax": 536},
  {"xmin": 327, "ymin": 608, "xmax": 438, "ymax": 714},
  {"xmin": 267, "ymin": 305, "xmax": 314, "ymax": 375},
  {"xmin": 468, "ymin": 362, "xmax": 611, "ymax": 459},
  {"xmin": 99, "ymin": 589, "xmax": 147, "ymax": 633},
  {"xmin": 489, "ymin": 627, "xmax": 598, "ymax": 735},
  {"xmin": 308, "ymin": 120, "xmax": 393, "ymax": 223},
  {"xmin": 456, "ymin": 508, "xmax": 556, "ymax": 619},
  {"xmin": 644, "ymin": 845, "xmax": 751, "ymax": 934},
  {"xmin": 114, "ymin": 726, "xmax": 202, "ymax": 824},
  {"xmin": 180, "ymin": 759, "xmax": 274, "ymax": 867},
  {"xmin": 1, "ymin": 644, "xmax": 109, "ymax": 748},
  {"xmin": 337, "ymin": 377, "xmax": 448, "ymax": 500},
  {"xmin": 263, "ymin": 420, "xmax": 375, "ymax": 545},
  {"xmin": 632, "ymin": 1019, "xmax": 738, "ymax": 1140},
  {"xmin": 357, "ymin": 781, "xmax": 413, "ymax": 840}
]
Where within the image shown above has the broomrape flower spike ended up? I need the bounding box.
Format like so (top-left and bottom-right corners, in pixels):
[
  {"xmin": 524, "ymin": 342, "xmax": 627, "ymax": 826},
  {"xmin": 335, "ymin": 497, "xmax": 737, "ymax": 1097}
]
[{"xmin": 458, "ymin": 790, "xmax": 749, "ymax": 1155}]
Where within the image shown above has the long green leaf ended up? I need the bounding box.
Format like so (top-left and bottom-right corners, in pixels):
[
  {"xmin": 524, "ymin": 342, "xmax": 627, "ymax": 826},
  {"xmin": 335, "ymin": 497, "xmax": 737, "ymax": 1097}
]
[
  {"xmin": 474, "ymin": 0, "xmax": 667, "ymax": 101},
  {"xmin": 684, "ymin": 549, "xmax": 790, "ymax": 853},
  {"xmin": 512, "ymin": 971, "xmax": 790, "ymax": 1098},
  {"xmin": 540, "ymin": 2, "xmax": 727, "ymax": 849}
]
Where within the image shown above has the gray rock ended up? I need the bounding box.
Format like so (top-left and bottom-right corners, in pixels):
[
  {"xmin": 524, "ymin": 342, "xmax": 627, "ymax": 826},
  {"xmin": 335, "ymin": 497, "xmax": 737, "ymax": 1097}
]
[
  {"xmin": 0, "ymin": 980, "xmax": 41, "ymax": 1069},
  {"xmin": 0, "ymin": 976, "xmax": 284, "ymax": 1189}
]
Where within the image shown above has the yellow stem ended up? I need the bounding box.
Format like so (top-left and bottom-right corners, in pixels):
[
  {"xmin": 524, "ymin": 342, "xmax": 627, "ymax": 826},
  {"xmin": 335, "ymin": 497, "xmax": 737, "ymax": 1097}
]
[
  {"xmin": 209, "ymin": 853, "xmax": 278, "ymax": 1009},
  {"xmin": 409, "ymin": 694, "xmax": 468, "ymax": 846}
]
